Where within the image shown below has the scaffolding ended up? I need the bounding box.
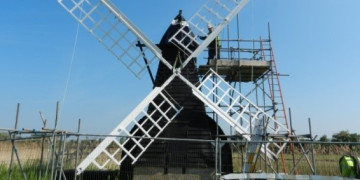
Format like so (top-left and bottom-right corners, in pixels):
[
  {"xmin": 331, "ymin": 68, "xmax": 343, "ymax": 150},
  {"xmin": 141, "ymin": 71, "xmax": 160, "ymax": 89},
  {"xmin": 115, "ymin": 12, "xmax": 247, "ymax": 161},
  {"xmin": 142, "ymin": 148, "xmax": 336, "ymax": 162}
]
[{"xmin": 197, "ymin": 22, "xmax": 297, "ymax": 175}]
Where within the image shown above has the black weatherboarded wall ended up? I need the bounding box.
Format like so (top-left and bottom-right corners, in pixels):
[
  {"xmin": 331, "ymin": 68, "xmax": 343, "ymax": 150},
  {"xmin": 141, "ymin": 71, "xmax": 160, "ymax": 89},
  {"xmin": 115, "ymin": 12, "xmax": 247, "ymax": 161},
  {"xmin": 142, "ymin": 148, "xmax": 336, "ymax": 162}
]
[{"xmin": 119, "ymin": 12, "xmax": 233, "ymax": 180}]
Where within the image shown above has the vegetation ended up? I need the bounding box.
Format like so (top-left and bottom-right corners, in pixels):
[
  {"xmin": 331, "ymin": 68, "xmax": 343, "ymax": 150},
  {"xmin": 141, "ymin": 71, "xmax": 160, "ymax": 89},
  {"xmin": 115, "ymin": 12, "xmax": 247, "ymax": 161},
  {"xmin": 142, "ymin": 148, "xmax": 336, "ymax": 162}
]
[
  {"xmin": 319, "ymin": 135, "xmax": 330, "ymax": 142},
  {"xmin": 0, "ymin": 130, "xmax": 359, "ymax": 178},
  {"xmin": 318, "ymin": 130, "xmax": 360, "ymax": 142},
  {"xmin": 0, "ymin": 133, "xmax": 9, "ymax": 140},
  {"xmin": 331, "ymin": 130, "xmax": 360, "ymax": 142},
  {"xmin": 0, "ymin": 161, "xmax": 49, "ymax": 180}
]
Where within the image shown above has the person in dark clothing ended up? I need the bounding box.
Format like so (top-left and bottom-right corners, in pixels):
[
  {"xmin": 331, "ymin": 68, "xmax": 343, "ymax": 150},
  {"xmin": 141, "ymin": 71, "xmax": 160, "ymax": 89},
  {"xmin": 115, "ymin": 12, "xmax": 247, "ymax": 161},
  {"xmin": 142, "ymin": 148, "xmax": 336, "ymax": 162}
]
[{"xmin": 199, "ymin": 23, "xmax": 220, "ymax": 65}]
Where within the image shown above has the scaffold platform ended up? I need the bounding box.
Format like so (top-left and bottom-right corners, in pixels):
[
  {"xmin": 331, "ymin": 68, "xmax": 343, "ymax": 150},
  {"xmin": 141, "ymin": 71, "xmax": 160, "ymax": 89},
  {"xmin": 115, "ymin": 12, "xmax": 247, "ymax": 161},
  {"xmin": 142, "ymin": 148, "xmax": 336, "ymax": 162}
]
[{"xmin": 198, "ymin": 59, "xmax": 271, "ymax": 82}]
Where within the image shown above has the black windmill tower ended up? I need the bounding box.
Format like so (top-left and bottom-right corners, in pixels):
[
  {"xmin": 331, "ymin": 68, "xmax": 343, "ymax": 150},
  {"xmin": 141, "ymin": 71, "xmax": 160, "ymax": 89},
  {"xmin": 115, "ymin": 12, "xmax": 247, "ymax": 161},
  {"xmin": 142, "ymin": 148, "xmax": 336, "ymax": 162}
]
[
  {"xmin": 59, "ymin": 0, "xmax": 252, "ymax": 179},
  {"xmin": 119, "ymin": 11, "xmax": 233, "ymax": 179}
]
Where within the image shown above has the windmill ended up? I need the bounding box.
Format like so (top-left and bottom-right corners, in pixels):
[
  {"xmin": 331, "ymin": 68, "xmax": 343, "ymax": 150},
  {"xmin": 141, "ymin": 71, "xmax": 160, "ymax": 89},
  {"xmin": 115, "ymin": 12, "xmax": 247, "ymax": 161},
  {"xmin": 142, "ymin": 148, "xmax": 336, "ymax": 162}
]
[{"xmin": 58, "ymin": 0, "xmax": 291, "ymax": 178}]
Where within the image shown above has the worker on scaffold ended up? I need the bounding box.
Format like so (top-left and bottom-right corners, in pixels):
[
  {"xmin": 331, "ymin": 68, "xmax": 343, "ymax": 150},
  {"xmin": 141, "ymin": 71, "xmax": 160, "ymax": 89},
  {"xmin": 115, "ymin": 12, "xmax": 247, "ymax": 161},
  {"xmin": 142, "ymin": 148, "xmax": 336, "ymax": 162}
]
[{"xmin": 199, "ymin": 23, "xmax": 221, "ymax": 65}]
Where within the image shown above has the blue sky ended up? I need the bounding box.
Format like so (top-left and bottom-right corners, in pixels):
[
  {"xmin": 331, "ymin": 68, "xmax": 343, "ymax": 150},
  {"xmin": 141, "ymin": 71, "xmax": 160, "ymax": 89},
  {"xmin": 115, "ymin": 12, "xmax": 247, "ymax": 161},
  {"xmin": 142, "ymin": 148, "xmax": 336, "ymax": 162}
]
[{"xmin": 0, "ymin": 0, "xmax": 359, "ymax": 138}]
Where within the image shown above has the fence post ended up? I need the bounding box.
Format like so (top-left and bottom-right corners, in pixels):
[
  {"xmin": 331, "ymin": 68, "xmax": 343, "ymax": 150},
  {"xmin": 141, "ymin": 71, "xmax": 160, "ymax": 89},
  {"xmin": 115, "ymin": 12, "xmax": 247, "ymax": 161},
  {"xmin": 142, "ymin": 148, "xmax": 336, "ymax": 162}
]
[
  {"xmin": 8, "ymin": 103, "xmax": 27, "ymax": 180},
  {"xmin": 50, "ymin": 101, "xmax": 60, "ymax": 180},
  {"xmin": 288, "ymin": 108, "xmax": 297, "ymax": 174},
  {"xmin": 38, "ymin": 111, "xmax": 47, "ymax": 180},
  {"xmin": 308, "ymin": 118, "xmax": 316, "ymax": 175},
  {"xmin": 74, "ymin": 118, "xmax": 81, "ymax": 180}
]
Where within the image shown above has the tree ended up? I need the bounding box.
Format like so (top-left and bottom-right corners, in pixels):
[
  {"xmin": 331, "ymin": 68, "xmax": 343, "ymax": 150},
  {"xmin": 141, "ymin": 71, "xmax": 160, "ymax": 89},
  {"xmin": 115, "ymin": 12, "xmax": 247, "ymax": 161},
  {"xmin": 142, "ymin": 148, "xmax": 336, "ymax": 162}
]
[
  {"xmin": 319, "ymin": 135, "xmax": 330, "ymax": 142},
  {"xmin": 332, "ymin": 130, "xmax": 359, "ymax": 142},
  {"xmin": 0, "ymin": 132, "xmax": 9, "ymax": 140}
]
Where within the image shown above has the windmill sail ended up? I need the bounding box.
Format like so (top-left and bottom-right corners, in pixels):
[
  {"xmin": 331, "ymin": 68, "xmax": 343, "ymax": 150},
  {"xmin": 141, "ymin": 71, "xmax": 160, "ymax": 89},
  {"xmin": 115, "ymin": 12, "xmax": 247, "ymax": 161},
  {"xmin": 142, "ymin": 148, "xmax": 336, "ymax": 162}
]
[
  {"xmin": 177, "ymin": 69, "xmax": 291, "ymax": 171},
  {"xmin": 58, "ymin": 0, "xmax": 173, "ymax": 78},
  {"xmin": 76, "ymin": 75, "xmax": 183, "ymax": 174}
]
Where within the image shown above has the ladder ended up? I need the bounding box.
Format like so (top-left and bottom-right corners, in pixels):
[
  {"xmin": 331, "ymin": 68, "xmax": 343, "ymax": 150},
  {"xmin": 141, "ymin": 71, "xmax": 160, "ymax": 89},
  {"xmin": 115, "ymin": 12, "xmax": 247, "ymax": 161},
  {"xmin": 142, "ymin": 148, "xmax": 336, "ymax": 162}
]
[
  {"xmin": 260, "ymin": 37, "xmax": 290, "ymax": 132},
  {"xmin": 260, "ymin": 36, "xmax": 291, "ymax": 173}
]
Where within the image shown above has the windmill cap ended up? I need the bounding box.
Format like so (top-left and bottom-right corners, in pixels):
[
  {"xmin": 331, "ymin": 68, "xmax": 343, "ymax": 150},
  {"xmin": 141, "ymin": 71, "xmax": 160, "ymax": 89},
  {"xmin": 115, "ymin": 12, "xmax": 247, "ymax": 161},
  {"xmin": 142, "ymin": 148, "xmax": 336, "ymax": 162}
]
[
  {"xmin": 207, "ymin": 23, "xmax": 213, "ymax": 29},
  {"xmin": 174, "ymin": 10, "xmax": 185, "ymax": 22},
  {"xmin": 171, "ymin": 10, "xmax": 188, "ymax": 26}
]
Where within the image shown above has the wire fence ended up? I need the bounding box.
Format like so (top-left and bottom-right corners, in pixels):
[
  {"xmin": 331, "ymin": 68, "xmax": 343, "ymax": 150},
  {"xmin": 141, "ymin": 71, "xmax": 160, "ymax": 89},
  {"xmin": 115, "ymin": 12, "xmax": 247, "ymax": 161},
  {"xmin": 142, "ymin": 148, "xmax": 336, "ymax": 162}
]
[{"xmin": 1, "ymin": 131, "xmax": 359, "ymax": 180}]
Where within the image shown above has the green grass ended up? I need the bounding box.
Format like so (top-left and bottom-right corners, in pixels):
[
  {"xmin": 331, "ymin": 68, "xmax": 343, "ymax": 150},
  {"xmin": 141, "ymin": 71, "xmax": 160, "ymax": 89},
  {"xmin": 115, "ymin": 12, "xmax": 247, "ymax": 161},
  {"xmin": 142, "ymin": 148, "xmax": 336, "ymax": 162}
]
[
  {"xmin": 0, "ymin": 160, "xmax": 74, "ymax": 180},
  {"xmin": 232, "ymin": 151, "xmax": 353, "ymax": 177},
  {"xmin": 0, "ymin": 153, "xmax": 346, "ymax": 179},
  {"xmin": 0, "ymin": 162, "xmax": 44, "ymax": 180}
]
